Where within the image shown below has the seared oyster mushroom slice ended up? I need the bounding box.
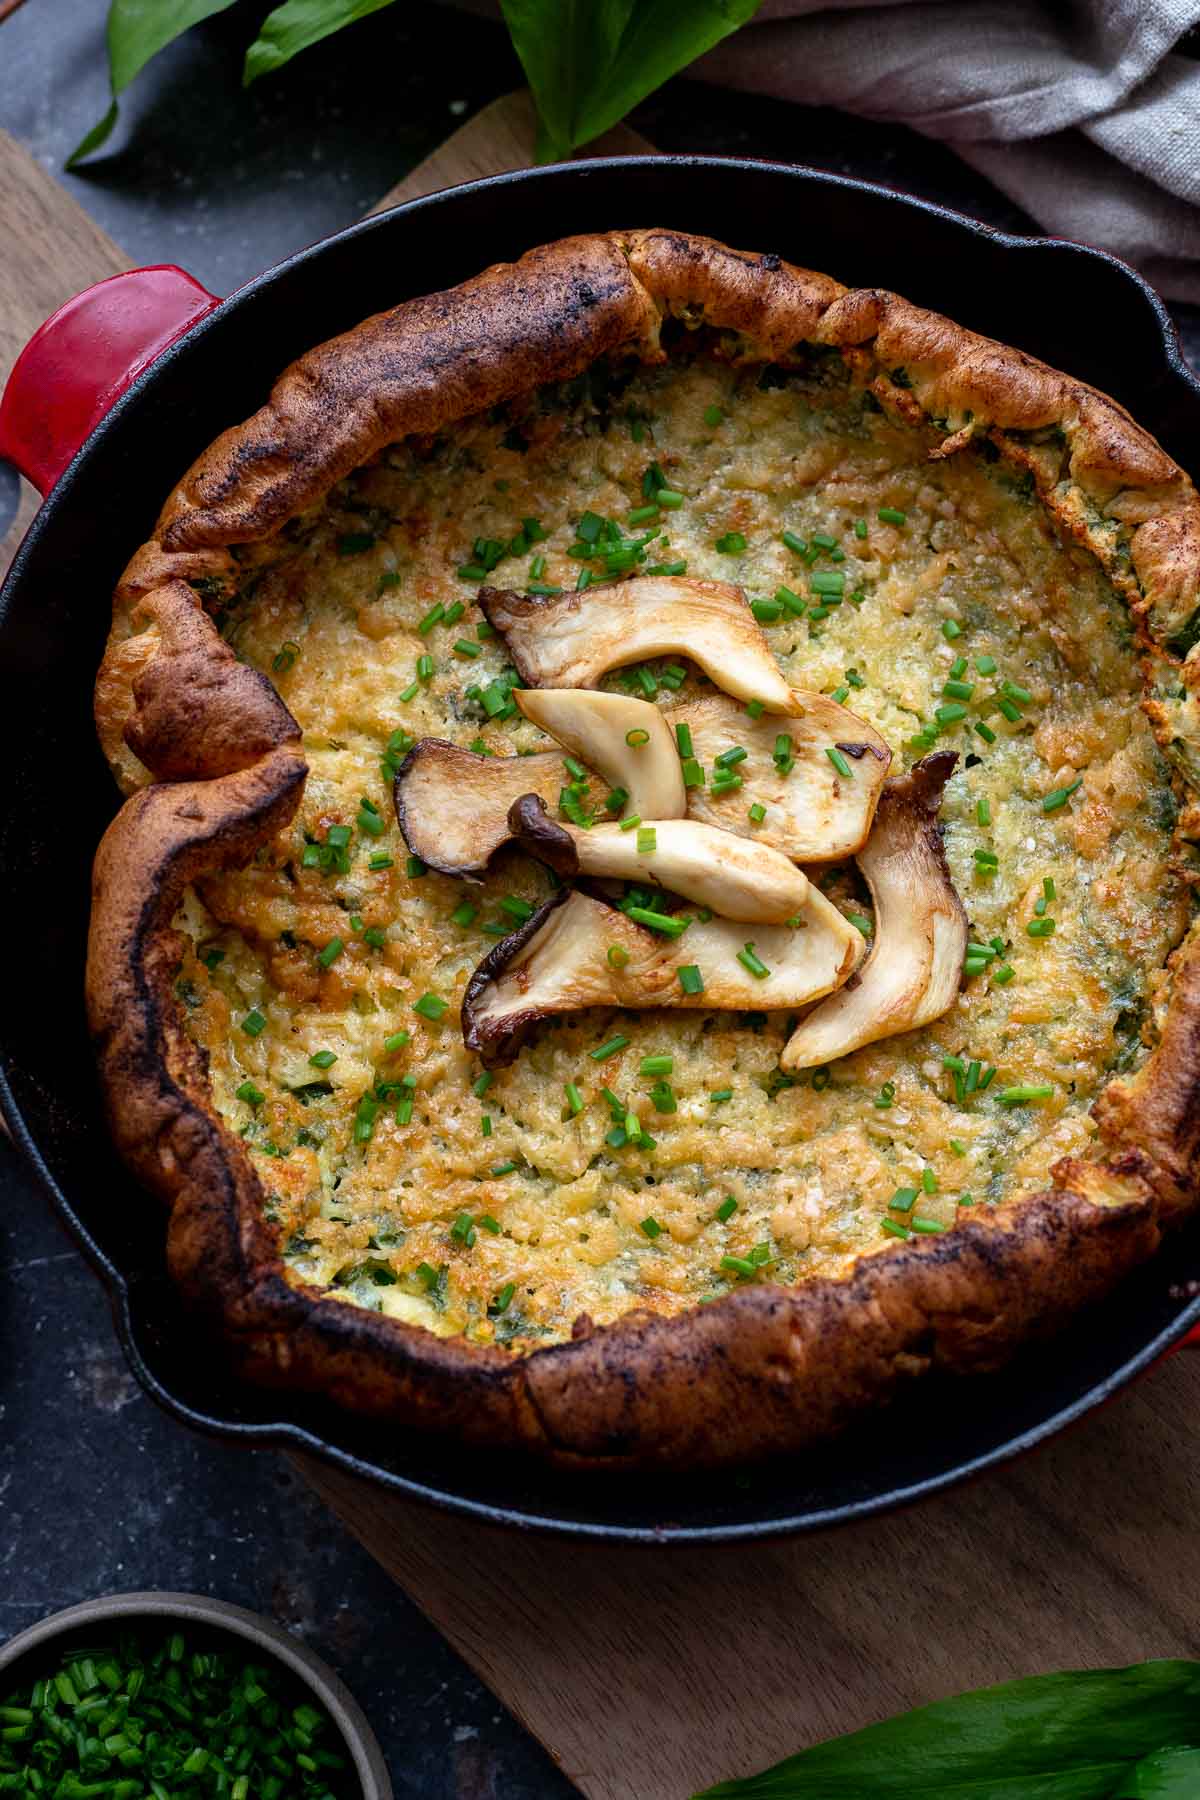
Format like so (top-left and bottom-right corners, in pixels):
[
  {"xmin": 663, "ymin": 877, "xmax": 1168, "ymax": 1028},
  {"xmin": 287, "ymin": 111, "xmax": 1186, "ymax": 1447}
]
[
  {"xmin": 515, "ymin": 688, "xmax": 685, "ymax": 820},
  {"xmin": 462, "ymin": 888, "xmax": 861, "ymax": 1068},
  {"xmin": 480, "ymin": 576, "xmax": 801, "ymax": 715},
  {"xmin": 678, "ymin": 692, "xmax": 891, "ymax": 862},
  {"xmin": 510, "ymin": 794, "xmax": 809, "ymax": 924},
  {"xmin": 781, "ymin": 751, "xmax": 968, "ymax": 1072},
  {"xmin": 393, "ymin": 740, "xmax": 564, "ymax": 878}
]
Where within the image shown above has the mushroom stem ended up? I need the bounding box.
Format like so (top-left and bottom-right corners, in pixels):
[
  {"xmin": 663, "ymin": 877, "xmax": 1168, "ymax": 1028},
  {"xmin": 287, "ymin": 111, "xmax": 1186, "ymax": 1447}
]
[
  {"xmin": 515, "ymin": 688, "xmax": 685, "ymax": 819},
  {"xmin": 781, "ymin": 751, "xmax": 968, "ymax": 1072},
  {"xmin": 509, "ymin": 794, "xmax": 810, "ymax": 924}
]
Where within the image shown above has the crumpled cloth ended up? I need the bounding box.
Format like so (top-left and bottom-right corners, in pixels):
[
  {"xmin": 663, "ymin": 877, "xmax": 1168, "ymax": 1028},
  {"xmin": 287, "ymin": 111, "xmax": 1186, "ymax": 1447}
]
[{"xmin": 693, "ymin": 1, "xmax": 1200, "ymax": 301}]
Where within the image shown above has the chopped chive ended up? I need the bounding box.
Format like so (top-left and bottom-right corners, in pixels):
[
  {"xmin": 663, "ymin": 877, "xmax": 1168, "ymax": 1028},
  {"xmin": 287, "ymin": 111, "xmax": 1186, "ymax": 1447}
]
[
  {"xmin": 650, "ymin": 1080, "xmax": 677, "ymax": 1113},
  {"xmin": 776, "ymin": 584, "xmax": 806, "ymax": 616},
  {"xmin": 810, "ymin": 571, "xmax": 844, "ymax": 596},
  {"xmin": 491, "ymin": 1161, "xmax": 518, "ymax": 1177},
  {"xmin": 1044, "ymin": 876, "xmax": 1056, "ymax": 900},
  {"xmin": 878, "ymin": 507, "xmax": 907, "ymax": 526},
  {"xmin": 625, "ymin": 728, "xmax": 650, "ymax": 748},
  {"xmin": 317, "ymin": 937, "xmax": 344, "ymax": 968},
  {"xmin": 890, "ymin": 1187, "xmax": 917, "ymax": 1212},
  {"xmin": 710, "ymin": 1088, "xmax": 733, "ymax": 1104},
  {"xmin": 681, "ymin": 756, "xmax": 705, "ymax": 787},
  {"xmin": 992, "ymin": 963, "xmax": 1015, "ymax": 984},
  {"xmin": 677, "ymin": 964, "xmax": 704, "ymax": 994},
  {"xmin": 236, "ymin": 1080, "xmax": 264, "ymax": 1108},
  {"xmin": 715, "ymin": 745, "xmax": 747, "ymax": 768},
  {"xmin": 736, "ymin": 943, "xmax": 770, "ymax": 979},
  {"xmin": 451, "ymin": 900, "xmax": 478, "ymax": 928},
  {"xmin": 846, "ymin": 912, "xmax": 873, "ymax": 935},
  {"xmin": 977, "ymin": 797, "xmax": 991, "ymax": 826},
  {"xmin": 590, "ymin": 1034, "xmax": 630, "ymax": 1062},
  {"xmin": 995, "ymin": 696, "xmax": 1023, "ymax": 723},
  {"xmin": 831, "ymin": 685, "xmax": 850, "ymax": 704},
  {"xmin": 976, "ymin": 655, "xmax": 998, "ymax": 675},
  {"xmin": 384, "ymin": 1030, "xmax": 410, "ymax": 1053},
  {"xmin": 997, "ymin": 1084, "xmax": 1055, "ymax": 1105},
  {"xmin": 490, "ymin": 1282, "xmax": 516, "ymax": 1317},
  {"xmin": 1026, "ymin": 918, "xmax": 1056, "ymax": 937},
  {"xmin": 564, "ymin": 1081, "xmax": 584, "ymax": 1115},
  {"xmin": 640, "ymin": 1054, "xmax": 674, "ymax": 1076},
  {"xmin": 655, "ymin": 488, "xmax": 685, "ymax": 508},
  {"xmin": 874, "ymin": 1081, "xmax": 896, "ymax": 1109},
  {"xmin": 943, "ymin": 679, "xmax": 974, "ymax": 701},
  {"xmin": 704, "ymin": 404, "xmax": 724, "ymax": 426},
  {"xmin": 935, "ymin": 702, "xmax": 968, "ymax": 725},
  {"xmin": 605, "ymin": 785, "xmax": 630, "ymax": 814},
  {"xmin": 921, "ymin": 1168, "xmax": 937, "ymax": 1194},
  {"xmin": 911, "ymin": 1217, "xmax": 946, "ymax": 1234},
  {"xmin": 751, "ymin": 598, "xmax": 783, "ymax": 623},
  {"xmin": 406, "ymin": 854, "xmax": 426, "ymax": 878},
  {"xmin": 826, "ymin": 746, "xmax": 853, "ymax": 778},
  {"xmin": 500, "ymin": 895, "xmax": 535, "ymax": 923},
  {"xmin": 716, "ymin": 1195, "xmax": 738, "ymax": 1222},
  {"xmin": 881, "ymin": 1218, "xmax": 910, "ymax": 1239},
  {"xmin": 417, "ymin": 603, "xmax": 444, "ymax": 635},
  {"xmin": 942, "ymin": 620, "xmax": 963, "ymax": 642},
  {"xmin": 607, "ymin": 943, "xmax": 630, "ymax": 968},
  {"xmin": 414, "ymin": 992, "xmax": 448, "ymax": 1020},
  {"xmin": 749, "ymin": 802, "xmax": 767, "ymax": 825},
  {"xmin": 619, "ymin": 813, "xmax": 642, "ymax": 832},
  {"xmin": 240, "ymin": 1009, "xmax": 266, "ymax": 1038},
  {"xmin": 746, "ymin": 699, "xmax": 766, "ymax": 721},
  {"xmin": 721, "ymin": 1254, "xmax": 757, "ymax": 1277},
  {"xmin": 309, "ymin": 1049, "xmax": 337, "ymax": 1069},
  {"xmin": 716, "ymin": 531, "xmax": 747, "ymax": 554},
  {"xmin": 1034, "ymin": 896, "xmax": 1048, "ymax": 917},
  {"xmin": 675, "ymin": 722, "xmax": 694, "ymax": 758},
  {"xmin": 974, "ymin": 720, "xmax": 997, "ymax": 743},
  {"xmin": 854, "ymin": 518, "xmax": 868, "ymax": 539},
  {"xmin": 453, "ymin": 638, "xmax": 482, "ymax": 659},
  {"xmin": 640, "ymin": 1217, "xmax": 663, "ymax": 1239},
  {"xmin": 626, "ymin": 905, "xmax": 687, "ymax": 936},
  {"xmin": 1002, "ymin": 681, "xmax": 1033, "ymax": 704},
  {"xmin": 949, "ymin": 1138, "xmax": 966, "ymax": 1156},
  {"xmin": 636, "ymin": 827, "xmax": 657, "ymax": 856},
  {"xmin": 781, "ymin": 531, "xmax": 808, "ymax": 556},
  {"xmin": 949, "ymin": 656, "xmax": 968, "ymax": 678},
  {"xmin": 1043, "ymin": 778, "xmax": 1082, "ymax": 813}
]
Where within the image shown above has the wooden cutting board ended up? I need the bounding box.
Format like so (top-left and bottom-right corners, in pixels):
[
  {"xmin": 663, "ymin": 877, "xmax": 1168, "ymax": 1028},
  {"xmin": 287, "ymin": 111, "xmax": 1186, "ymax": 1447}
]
[{"xmin": 6, "ymin": 92, "xmax": 1200, "ymax": 1800}]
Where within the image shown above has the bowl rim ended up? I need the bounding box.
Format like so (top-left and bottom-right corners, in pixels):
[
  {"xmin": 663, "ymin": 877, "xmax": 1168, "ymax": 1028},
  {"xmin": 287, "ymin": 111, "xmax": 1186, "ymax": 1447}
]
[
  {"xmin": 5, "ymin": 152, "xmax": 1200, "ymax": 1542},
  {"xmin": 0, "ymin": 1591, "xmax": 392, "ymax": 1800}
]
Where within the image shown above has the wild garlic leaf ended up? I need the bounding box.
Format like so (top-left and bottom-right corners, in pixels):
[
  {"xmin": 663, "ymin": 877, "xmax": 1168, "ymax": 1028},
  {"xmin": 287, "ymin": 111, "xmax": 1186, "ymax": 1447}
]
[
  {"xmin": 500, "ymin": 0, "xmax": 763, "ymax": 164},
  {"xmin": 243, "ymin": 0, "xmax": 400, "ymax": 88},
  {"xmin": 69, "ymin": 0, "xmax": 241, "ymax": 167},
  {"xmin": 695, "ymin": 1663, "xmax": 1200, "ymax": 1798}
]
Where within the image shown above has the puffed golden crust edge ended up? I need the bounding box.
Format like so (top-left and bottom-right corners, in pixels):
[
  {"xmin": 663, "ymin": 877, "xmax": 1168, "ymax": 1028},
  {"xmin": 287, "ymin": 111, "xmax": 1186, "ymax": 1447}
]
[{"xmin": 86, "ymin": 226, "xmax": 1200, "ymax": 1469}]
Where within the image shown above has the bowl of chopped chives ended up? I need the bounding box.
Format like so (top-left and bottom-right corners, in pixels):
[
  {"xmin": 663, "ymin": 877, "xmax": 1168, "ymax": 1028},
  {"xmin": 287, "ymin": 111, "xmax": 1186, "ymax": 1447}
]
[{"xmin": 0, "ymin": 1591, "xmax": 392, "ymax": 1800}]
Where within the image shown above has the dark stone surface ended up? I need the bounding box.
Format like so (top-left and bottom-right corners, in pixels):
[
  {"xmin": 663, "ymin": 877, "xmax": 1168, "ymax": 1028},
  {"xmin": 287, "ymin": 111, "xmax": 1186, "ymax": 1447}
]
[{"xmin": 2, "ymin": 5, "xmax": 1200, "ymax": 1796}]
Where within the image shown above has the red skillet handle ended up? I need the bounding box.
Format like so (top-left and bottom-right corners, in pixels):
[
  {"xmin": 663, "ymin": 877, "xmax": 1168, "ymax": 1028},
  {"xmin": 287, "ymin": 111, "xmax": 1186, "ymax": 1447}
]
[{"xmin": 0, "ymin": 265, "xmax": 221, "ymax": 496}]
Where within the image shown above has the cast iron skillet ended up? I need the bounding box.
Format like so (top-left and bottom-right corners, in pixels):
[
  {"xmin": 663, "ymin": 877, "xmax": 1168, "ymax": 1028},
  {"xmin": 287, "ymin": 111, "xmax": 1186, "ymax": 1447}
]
[{"xmin": 3, "ymin": 156, "xmax": 1200, "ymax": 1542}]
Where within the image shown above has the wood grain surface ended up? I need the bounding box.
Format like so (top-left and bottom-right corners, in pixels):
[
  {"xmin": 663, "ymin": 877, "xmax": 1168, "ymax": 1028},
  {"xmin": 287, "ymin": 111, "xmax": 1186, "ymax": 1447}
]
[
  {"xmin": 300, "ymin": 1349, "xmax": 1200, "ymax": 1799},
  {"xmin": 0, "ymin": 131, "xmax": 131, "ymax": 573},
  {"xmin": 5, "ymin": 95, "xmax": 1200, "ymax": 1800}
]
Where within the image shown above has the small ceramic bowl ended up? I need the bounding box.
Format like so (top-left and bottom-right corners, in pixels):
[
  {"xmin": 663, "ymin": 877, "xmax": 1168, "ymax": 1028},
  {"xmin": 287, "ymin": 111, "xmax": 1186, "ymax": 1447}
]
[{"xmin": 0, "ymin": 1590, "xmax": 392, "ymax": 1798}]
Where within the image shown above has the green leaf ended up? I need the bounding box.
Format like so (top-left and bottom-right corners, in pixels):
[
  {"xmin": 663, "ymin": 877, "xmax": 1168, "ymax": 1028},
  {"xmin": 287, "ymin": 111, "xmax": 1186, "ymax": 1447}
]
[
  {"xmin": 694, "ymin": 1663, "xmax": 1200, "ymax": 1798},
  {"xmin": 500, "ymin": 0, "xmax": 763, "ymax": 165},
  {"xmin": 69, "ymin": 0, "xmax": 242, "ymax": 166},
  {"xmin": 243, "ymin": 0, "xmax": 401, "ymax": 87},
  {"xmin": 1119, "ymin": 1748, "xmax": 1200, "ymax": 1798}
]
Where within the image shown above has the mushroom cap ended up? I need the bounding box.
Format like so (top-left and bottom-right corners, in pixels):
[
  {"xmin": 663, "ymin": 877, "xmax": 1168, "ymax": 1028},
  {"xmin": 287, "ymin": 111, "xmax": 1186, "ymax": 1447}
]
[
  {"xmin": 393, "ymin": 739, "xmax": 564, "ymax": 878},
  {"xmin": 781, "ymin": 751, "xmax": 968, "ymax": 1072},
  {"xmin": 480, "ymin": 575, "xmax": 802, "ymax": 714}
]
